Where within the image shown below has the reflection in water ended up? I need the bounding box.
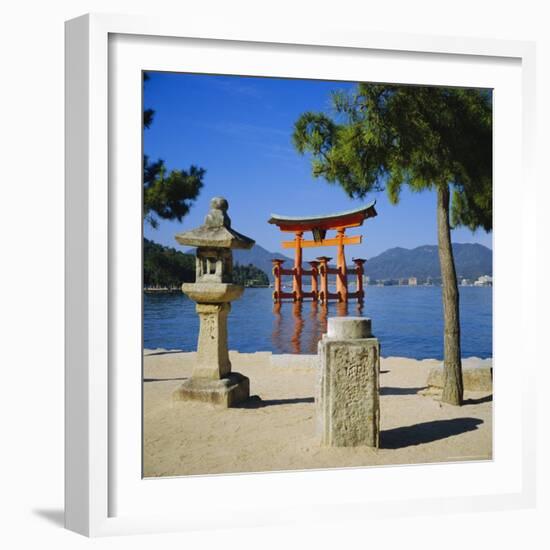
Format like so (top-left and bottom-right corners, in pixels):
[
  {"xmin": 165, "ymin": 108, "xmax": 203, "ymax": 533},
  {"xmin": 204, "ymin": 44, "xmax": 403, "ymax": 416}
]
[
  {"xmin": 272, "ymin": 302, "xmax": 284, "ymax": 353},
  {"xmin": 335, "ymin": 302, "xmax": 348, "ymax": 317},
  {"xmin": 271, "ymin": 298, "xmax": 371, "ymax": 354},
  {"xmin": 273, "ymin": 300, "xmax": 360, "ymax": 354},
  {"xmin": 290, "ymin": 302, "xmax": 305, "ymax": 354},
  {"xmin": 308, "ymin": 302, "xmax": 320, "ymax": 353},
  {"xmin": 318, "ymin": 303, "xmax": 328, "ymax": 337},
  {"xmin": 145, "ymin": 287, "xmax": 493, "ymax": 359}
]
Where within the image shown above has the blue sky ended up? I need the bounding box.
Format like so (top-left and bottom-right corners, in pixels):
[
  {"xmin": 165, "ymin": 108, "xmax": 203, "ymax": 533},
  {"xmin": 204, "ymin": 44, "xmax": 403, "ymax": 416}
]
[{"xmin": 143, "ymin": 72, "xmax": 492, "ymax": 260}]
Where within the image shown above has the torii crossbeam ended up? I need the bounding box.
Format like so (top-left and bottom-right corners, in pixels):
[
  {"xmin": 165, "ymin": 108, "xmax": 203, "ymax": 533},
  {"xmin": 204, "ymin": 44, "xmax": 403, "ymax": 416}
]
[{"xmin": 267, "ymin": 202, "xmax": 377, "ymax": 303}]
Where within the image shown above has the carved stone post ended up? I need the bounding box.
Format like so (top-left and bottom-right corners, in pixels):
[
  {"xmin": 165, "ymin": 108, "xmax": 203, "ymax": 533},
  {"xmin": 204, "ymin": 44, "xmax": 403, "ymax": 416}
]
[
  {"xmin": 317, "ymin": 317, "xmax": 380, "ymax": 447},
  {"xmin": 193, "ymin": 303, "xmax": 231, "ymax": 379}
]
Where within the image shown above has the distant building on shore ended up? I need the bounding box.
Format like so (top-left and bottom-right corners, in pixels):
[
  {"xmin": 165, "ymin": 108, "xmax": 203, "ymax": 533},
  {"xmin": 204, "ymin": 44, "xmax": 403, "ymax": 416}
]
[
  {"xmin": 474, "ymin": 275, "xmax": 493, "ymax": 287},
  {"xmin": 408, "ymin": 277, "xmax": 417, "ymax": 286}
]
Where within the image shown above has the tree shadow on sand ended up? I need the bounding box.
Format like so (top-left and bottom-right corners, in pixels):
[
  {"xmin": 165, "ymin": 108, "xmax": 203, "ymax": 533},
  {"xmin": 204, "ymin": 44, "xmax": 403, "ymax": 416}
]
[{"xmin": 381, "ymin": 417, "xmax": 484, "ymax": 449}]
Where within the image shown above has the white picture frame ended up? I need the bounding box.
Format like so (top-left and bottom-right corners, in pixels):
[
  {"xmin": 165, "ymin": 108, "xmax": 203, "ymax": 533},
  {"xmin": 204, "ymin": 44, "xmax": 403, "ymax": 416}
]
[{"xmin": 65, "ymin": 13, "xmax": 537, "ymax": 537}]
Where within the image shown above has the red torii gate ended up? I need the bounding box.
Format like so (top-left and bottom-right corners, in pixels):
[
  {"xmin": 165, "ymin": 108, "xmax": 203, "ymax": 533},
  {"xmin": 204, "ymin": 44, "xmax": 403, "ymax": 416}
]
[{"xmin": 267, "ymin": 202, "xmax": 377, "ymax": 303}]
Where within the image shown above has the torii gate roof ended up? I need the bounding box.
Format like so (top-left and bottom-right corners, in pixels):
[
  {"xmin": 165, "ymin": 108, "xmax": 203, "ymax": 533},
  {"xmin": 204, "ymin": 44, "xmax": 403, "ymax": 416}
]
[{"xmin": 268, "ymin": 201, "xmax": 377, "ymax": 232}]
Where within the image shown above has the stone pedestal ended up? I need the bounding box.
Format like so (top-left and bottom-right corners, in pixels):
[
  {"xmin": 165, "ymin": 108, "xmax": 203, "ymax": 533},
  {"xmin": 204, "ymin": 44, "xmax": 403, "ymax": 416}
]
[
  {"xmin": 427, "ymin": 358, "xmax": 493, "ymax": 392},
  {"xmin": 173, "ymin": 372, "xmax": 250, "ymax": 407},
  {"xmin": 173, "ymin": 301, "xmax": 249, "ymax": 406},
  {"xmin": 317, "ymin": 317, "xmax": 380, "ymax": 447},
  {"xmin": 194, "ymin": 302, "xmax": 232, "ymax": 379}
]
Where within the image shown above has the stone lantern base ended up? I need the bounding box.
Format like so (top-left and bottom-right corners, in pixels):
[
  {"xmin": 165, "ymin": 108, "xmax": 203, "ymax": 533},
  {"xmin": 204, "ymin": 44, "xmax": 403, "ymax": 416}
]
[{"xmin": 173, "ymin": 372, "xmax": 250, "ymax": 407}]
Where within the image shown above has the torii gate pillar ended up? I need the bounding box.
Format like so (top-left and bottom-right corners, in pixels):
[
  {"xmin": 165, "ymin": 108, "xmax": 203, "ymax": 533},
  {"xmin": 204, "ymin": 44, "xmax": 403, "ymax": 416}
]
[
  {"xmin": 293, "ymin": 231, "xmax": 304, "ymax": 301},
  {"xmin": 336, "ymin": 228, "xmax": 348, "ymax": 302}
]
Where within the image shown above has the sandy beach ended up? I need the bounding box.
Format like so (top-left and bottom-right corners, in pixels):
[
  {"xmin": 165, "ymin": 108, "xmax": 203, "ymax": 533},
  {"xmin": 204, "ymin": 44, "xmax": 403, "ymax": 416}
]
[{"xmin": 143, "ymin": 350, "xmax": 492, "ymax": 477}]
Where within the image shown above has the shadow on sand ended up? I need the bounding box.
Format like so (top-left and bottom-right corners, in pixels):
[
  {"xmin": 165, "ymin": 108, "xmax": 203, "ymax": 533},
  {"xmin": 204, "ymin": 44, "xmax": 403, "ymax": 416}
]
[
  {"xmin": 237, "ymin": 395, "xmax": 314, "ymax": 409},
  {"xmin": 143, "ymin": 377, "xmax": 188, "ymax": 383},
  {"xmin": 463, "ymin": 395, "xmax": 493, "ymax": 405},
  {"xmin": 381, "ymin": 417, "xmax": 483, "ymax": 449},
  {"xmin": 380, "ymin": 386, "xmax": 427, "ymax": 396},
  {"xmin": 144, "ymin": 350, "xmax": 184, "ymax": 357}
]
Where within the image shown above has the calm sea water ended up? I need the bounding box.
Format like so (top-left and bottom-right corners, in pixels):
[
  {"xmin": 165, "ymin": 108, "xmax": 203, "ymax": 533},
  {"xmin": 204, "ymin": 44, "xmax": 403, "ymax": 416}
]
[{"xmin": 143, "ymin": 286, "xmax": 492, "ymax": 359}]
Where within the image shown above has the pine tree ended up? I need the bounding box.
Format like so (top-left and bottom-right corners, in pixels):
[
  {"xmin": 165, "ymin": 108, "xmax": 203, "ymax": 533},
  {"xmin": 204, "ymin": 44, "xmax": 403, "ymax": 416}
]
[{"xmin": 293, "ymin": 84, "xmax": 492, "ymax": 405}]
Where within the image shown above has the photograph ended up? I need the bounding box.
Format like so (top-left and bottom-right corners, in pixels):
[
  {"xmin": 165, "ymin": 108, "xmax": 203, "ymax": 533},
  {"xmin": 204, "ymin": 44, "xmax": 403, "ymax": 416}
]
[
  {"xmin": 141, "ymin": 71, "xmax": 493, "ymax": 478},
  {"xmin": 2, "ymin": 0, "xmax": 544, "ymax": 544}
]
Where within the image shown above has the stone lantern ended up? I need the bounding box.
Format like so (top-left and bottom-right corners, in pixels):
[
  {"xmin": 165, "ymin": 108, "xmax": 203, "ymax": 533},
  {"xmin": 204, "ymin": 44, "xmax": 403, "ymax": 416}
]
[{"xmin": 173, "ymin": 197, "xmax": 255, "ymax": 407}]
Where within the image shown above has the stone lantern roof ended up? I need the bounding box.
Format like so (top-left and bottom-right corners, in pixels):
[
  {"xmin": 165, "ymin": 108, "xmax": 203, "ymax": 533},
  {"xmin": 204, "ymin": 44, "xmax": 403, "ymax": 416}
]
[{"xmin": 175, "ymin": 197, "xmax": 255, "ymax": 250}]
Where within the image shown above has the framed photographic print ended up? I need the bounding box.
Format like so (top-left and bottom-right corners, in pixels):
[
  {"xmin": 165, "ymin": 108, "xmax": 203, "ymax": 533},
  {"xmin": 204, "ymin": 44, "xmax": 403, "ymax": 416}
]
[{"xmin": 65, "ymin": 13, "xmax": 537, "ymax": 536}]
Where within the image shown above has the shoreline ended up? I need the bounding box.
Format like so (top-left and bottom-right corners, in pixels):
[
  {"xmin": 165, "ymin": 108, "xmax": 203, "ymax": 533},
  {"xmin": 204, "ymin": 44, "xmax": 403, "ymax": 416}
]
[{"xmin": 144, "ymin": 348, "xmax": 493, "ymax": 363}]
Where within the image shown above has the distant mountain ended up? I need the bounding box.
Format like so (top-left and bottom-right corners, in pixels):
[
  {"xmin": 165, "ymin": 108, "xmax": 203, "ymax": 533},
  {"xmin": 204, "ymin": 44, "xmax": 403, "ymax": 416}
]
[
  {"xmin": 233, "ymin": 245, "xmax": 293, "ymax": 283},
  {"xmin": 230, "ymin": 245, "xmax": 288, "ymax": 282},
  {"xmin": 364, "ymin": 243, "xmax": 492, "ymax": 281},
  {"xmin": 181, "ymin": 241, "xmax": 491, "ymax": 283}
]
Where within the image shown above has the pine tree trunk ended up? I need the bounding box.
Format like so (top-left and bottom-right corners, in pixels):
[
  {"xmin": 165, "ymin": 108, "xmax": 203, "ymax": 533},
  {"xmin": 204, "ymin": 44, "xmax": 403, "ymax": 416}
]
[{"xmin": 437, "ymin": 184, "xmax": 463, "ymax": 405}]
